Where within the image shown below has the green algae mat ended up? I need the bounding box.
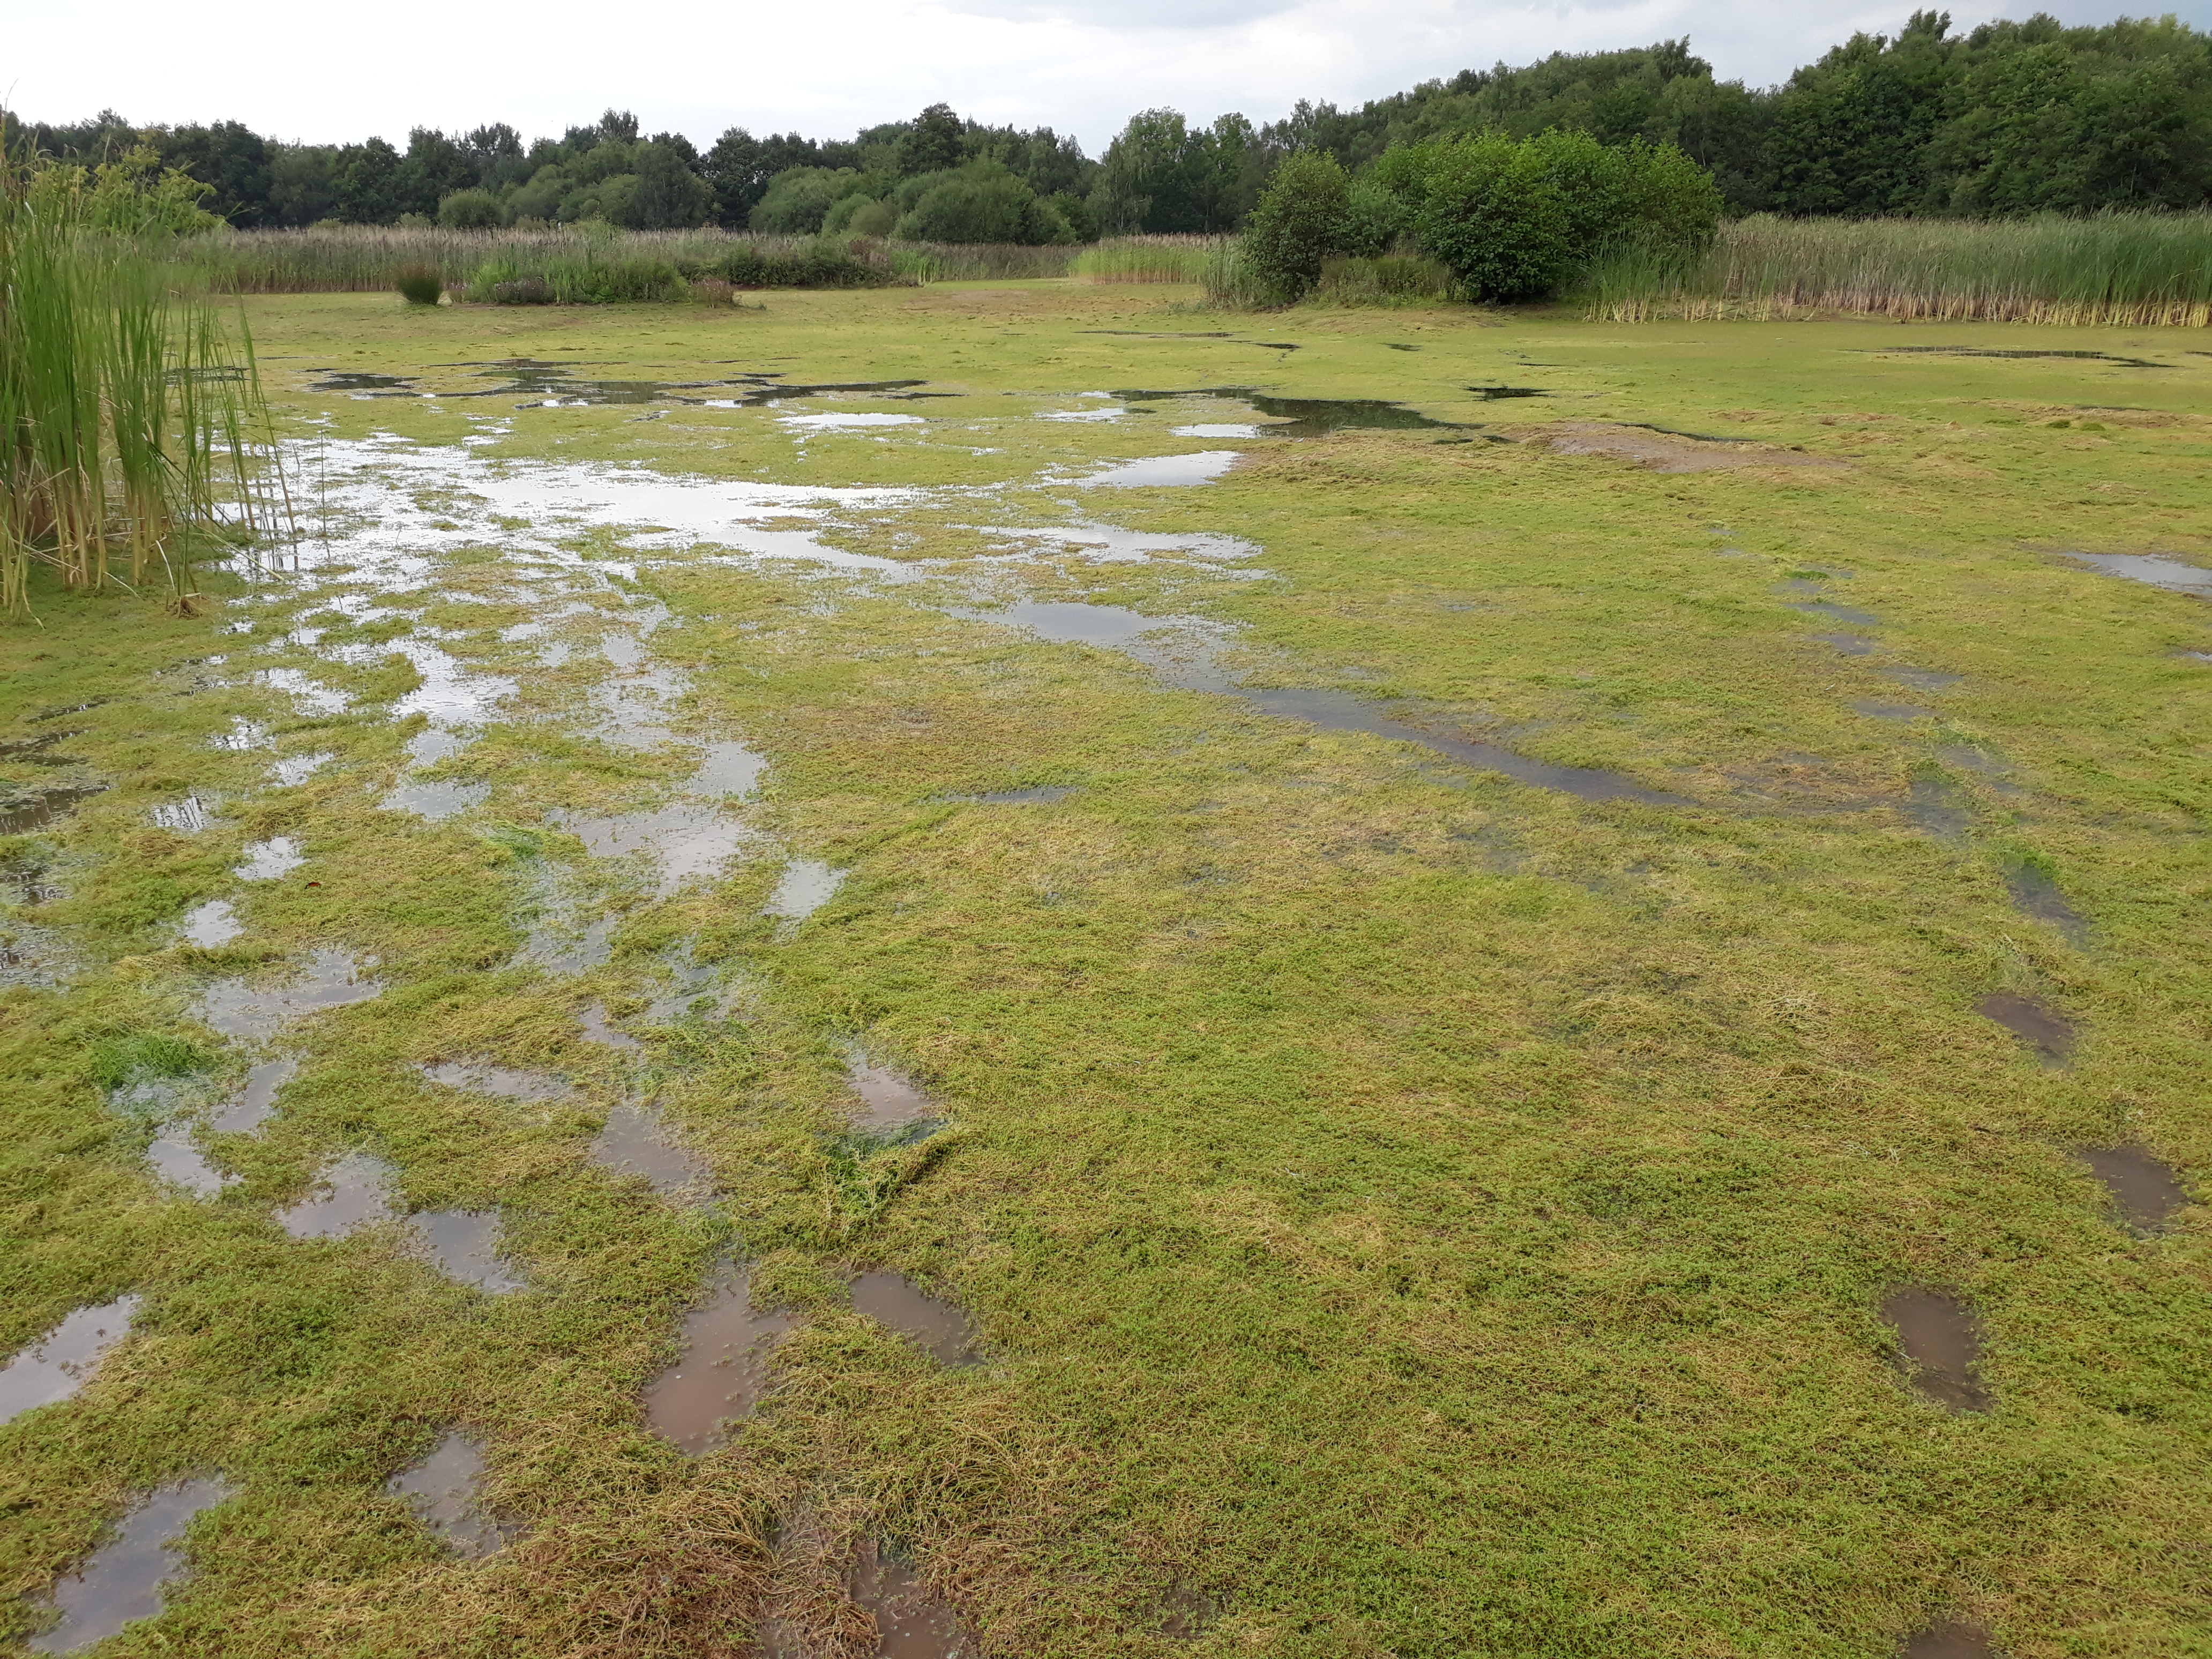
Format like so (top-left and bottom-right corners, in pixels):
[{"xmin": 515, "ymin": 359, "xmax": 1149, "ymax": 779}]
[{"xmin": 3, "ymin": 283, "xmax": 2208, "ymax": 1659}]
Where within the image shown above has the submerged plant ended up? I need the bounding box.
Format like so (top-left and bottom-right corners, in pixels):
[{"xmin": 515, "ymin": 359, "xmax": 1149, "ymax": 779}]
[{"xmin": 0, "ymin": 145, "xmax": 286, "ymax": 618}]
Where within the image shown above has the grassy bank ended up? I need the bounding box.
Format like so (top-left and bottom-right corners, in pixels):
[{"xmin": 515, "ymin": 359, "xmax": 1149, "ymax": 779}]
[{"xmin": 3, "ymin": 286, "xmax": 2208, "ymax": 1657}]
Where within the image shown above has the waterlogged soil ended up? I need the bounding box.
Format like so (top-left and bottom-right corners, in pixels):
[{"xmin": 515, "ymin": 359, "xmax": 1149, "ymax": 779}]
[
  {"xmin": 5, "ymin": 289, "xmax": 2210, "ymax": 1658},
  {"xmin": 1976, "ymin": 991, "xmax": 2077, "ymax": 1065},
  {"xmin": 851, "ymin": 1543, "xmax": 975, "ymax": 1659}
]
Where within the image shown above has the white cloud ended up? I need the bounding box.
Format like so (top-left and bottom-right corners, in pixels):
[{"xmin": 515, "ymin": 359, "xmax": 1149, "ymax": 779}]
[{"xmin": 3, "ymin": 0, "xmax": 2205, "ymax": 153}]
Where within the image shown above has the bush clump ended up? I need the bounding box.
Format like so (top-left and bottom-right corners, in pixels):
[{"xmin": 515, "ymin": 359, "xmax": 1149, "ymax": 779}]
[
  {"xmin": 1238, "ymin": 152, "xmax": 1352, "ymax": 302},
  {"xmin": 394, "ymin": 262, "xmax": 443, "ymax": 305},
  {"xmin": 466, "ymin": 252, "xmax": 682, "ymax": 304}
]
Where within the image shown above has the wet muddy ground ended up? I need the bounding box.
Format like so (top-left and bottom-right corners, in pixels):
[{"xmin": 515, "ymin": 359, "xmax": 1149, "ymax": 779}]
[{"xmin": 4, "ymin": 292, "xmax": 2208, "ymax": 1658}]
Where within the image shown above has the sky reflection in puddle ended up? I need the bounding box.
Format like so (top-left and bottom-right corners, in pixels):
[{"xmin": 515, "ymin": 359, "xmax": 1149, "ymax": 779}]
[
  {"xmin": 2068, "ymin": 551, "xmax": 2212, "ymax": 597},
  {"xmin": 234, "ymin": 836, "xmax": 306, "ymax": 880},
  {"xmin": 26, "ymin": 1478, "xmax": 235, "ymax": 1654},
  {"xmin": 1, "ymin": 1296, "xmax": 140, "ymax": 1425},
  {"xmin": 386, "ymin": 1432, "xmax": 513, "ymax": 1558},
  {"xmin": 852, "ymin": 1542, "xmax": 975, "ymax": 1659},
  {"xmin": 209, "ymin": 1058, "xmax": 297, "ymax": 1134},
  {"xmin": 179, "ymin": 899, "xmax": 242, "ymax": 948},
  {"xmin": 200, "ymin": 949, "xmax": 381, "ymax": 1040},
  {"xmin": 409, "ymin": 1210, "xmax": 522, "ymax": 1292},
  {"xmin": 279, "ymin": 1151, "xmax": 394, "ymax": 1237},
  {"xmin": 421, "ymin": 1060, "xmax": 577, "ymax": 1102},
  {"xmin": 766, "ymin": 858, "xmax": 843, "ymax": 921}
]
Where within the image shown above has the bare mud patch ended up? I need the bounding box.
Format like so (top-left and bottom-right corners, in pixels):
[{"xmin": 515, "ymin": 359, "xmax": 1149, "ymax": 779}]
[{"xmin": 1536, "ymin": 422, "xmax": 1844, "ymax": 473}]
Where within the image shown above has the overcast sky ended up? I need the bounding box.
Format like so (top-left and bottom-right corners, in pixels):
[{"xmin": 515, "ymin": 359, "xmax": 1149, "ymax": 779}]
[{"xmin": 4, "ymin": 0, "xmax": 2203, "ymax": 153}]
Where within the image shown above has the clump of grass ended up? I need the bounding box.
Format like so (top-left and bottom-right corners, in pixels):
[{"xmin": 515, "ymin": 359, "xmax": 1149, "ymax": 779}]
[
  {"xmin": 1581, "ymin": 210, "xmax": 2212, "ymax": 325},
  {"xmin": 466, "ymin": 250, "xmax": 685, "ymax": 305},
  {"xmin": 88, "ymin": 1030, "xmax": 214, "ymax": 1091},
  {"xmin": 1, "ymin": 146, "xmax": 286, "ymax": 618},
  {"xmin": 392, "ymin": 263, "xmax": 442, "ymax": 306},
  {"xmin": 1197, "ymin": 240, "xmax": 1277, "ymax": 309},
  {"xmin": 1068, "ymin": 235, "xmax": 1220, "ymax": 283}
]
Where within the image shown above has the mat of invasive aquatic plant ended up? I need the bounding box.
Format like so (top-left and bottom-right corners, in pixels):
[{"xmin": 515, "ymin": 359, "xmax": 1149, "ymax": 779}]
[{"xmin": 2, "ymin": 285, "xmax": 2208, "ymax": 1659}]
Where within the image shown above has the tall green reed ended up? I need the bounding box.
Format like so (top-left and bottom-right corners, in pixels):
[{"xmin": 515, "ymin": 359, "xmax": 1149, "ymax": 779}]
[
  {"xmin": 1580, "ymin": 211, "xmax": 2212, "ymax": 325},
  {"xmin": 2, "ymin": 148, "xmax": 285, "ymax": 618}
]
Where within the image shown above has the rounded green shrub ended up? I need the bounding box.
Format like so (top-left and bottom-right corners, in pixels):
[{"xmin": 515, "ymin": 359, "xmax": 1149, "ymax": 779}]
[{"xmin": 437, "ymin": 188, "xmax": 506, "ymax": 229}]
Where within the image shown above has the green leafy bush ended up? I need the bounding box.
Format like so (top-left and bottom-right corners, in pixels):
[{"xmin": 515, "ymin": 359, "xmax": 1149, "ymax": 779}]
[
  {"xmin": 1374, "ymin": 131, "xmax": 1722, "ymax": 302},
  {"xmin": 892, "ymin": 167, "xmax": 1071, "ymax": 245},
  {"xmin": 1314, "ymin": 253, "xmax": 1455, "ymax": 304},
  {"xmin": 707, "ymin": 242, "xmax": 900, "ymax": 289},
  {"xmin": 1239, "ymin": 152, "xmax": 1352, "ymax": 301},
  {"xmin": 749, "ymin": 168, "xmax": 864, "ymax": 233},
  {"xmin": 394, "ymin": 261, "xmax": 443, "ymax": 304},
  {"xmin": 437, "ymin": 188, "xmax": 506, "ymax": 229}
]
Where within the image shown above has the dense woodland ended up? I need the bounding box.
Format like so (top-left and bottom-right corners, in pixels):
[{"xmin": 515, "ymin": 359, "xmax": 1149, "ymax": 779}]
[{"xmin": 9, "ymin": 11, "xmax": 2212, "ymax": 239}]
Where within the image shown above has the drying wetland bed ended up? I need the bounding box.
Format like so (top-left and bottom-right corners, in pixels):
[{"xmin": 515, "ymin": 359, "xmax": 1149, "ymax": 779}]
[{"xmin": 2, "ymin": 283, "xmax": 2209, "ymax": 1658}]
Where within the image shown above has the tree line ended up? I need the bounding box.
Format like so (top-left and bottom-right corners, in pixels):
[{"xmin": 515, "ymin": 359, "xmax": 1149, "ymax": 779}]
[{"xmin": 6, "ymin": 11, "xmax": 2209, "ymax": 241}]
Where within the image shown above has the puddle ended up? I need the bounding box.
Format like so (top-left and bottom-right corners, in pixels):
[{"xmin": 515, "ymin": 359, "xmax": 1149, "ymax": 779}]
[
  {"xmin": 1880, "ymin": 1288, "xmax": 1990, "ymax": 1413},
  {"xmin": 408, "ymin": 729, "xmax": 472, "ymax": 766},
  {"xmin": 255, "ymin": 667, "xmax": 351, "ymax": 716},
  {"xmin": 1815, "ymin": 633, "xmax": 1876, "ymax": 655},
  {"xmin": 386, "ymin": 1432, "xmax": 513, "ymax": 1558},
  {"xmin": 1880, "ymin": 667, "xmax": 1964, "ymax": 692},
  {"xmin": 234, "ymin": 836, "xmax": 305, "ymax": 880},
  {"xmin": 208, "ymin": 1058, "xmax": 296, "ymax": 1134},
  {"xmin": 972, "ymin": 601, "xmax": 1685, "ymax": 806},
  {"xmin": 0, "ymin": 730, "xmax": 83, "ymax": 763},
  {"xmin": 422, "ymin": 1060, "xmax": 577, "ymax": 1102},
  {"xmin": 150, "ymin": 796, "xmax": 212, "ymax": 833},
  {"xmin": 1076, "ymin": 451, "xmax": 1242, "ymax": 488},
  {"xmin": 409, "ymin": 1210, "xmax": 522, "ymax": 1292},
  {"xmin": 526, "ymin": 911, "xmax": 618, "ymax": 975},
  {"xmin": 200, "ymin": 949, "xmax": 382, "ymax": 1040},
  {"xmin": 1110, "ymin": 388, "xmax": 1462, "ymax": 436},
  {"xmin": 1900, "ymin": 1621, "xmax": 1996, "ymax": 1658},
  {"xmin": 179, "ymin": 900, "xmax": 242, "ymax": 948},
  {"xmin": 578, "ymin": 1002, "xmax": 643, "ymax": 1051},
  {"xmin": 590, "ymin": 1101, "xmax": 713, "ymax": 1197},
  {"xmin": 2068, "ymin": 551, "xmax": 2212, "ymax": 597},
  {"xmin": 1173, "ymin": 423, "xmax": 1267, "ymax": 439},
  {"xmin": 312, "ymin": 370, "xmax": 421, "ymax": 395},
  {"xmin": 1902, "ymin": 777, "xmax": 1970, "ymax": 841},
  {"xmin": 26, "ymin": 1477, "xmax": 234, "ymax": 1654},
  {"xmin": 853, "ymin": 1542, "xmax": 974, "ymax": 1659},
  {"xmin": 1850, "ymin": 699, "xmax": 1931, "ymax": 721},
  {"xmin": 1541, "ymin": 421, "xmax": 1841, "ymax": 473},
  {"xmin": 2004, "ymin": 866, "xmax": 2088, "ymax": 945},
  {"xmin": 0, "ymin": 1295, "xmax": 140, "ymax": 1425},
  {"xmin": 1788, "ymin": 599, "xmax": 1880, "ymax": 626},
  {"xmin": 644, "ymin": 1262, "xmax": 798, "ymax": 1453},
  {"xmin": 1244, "ymin": 688, "xmax": 1686, "ymax": 805},
  {"xmin": 145, "ymin": 1126, "xmax": 234, "ymax": 1198},
  {"xmin": 780, "ymin": 412, "xmax": 925, "ymax": 430},
  {"xmin": 1867, "ymin": 346, "xmax": 2158, "ymax": 367},
  {"xmin": 847, "ymin": 1059, "xmax": 934, "ymax": 1130},
  {"xmin": 279, "ymin": 1151, "xmax": 395, "ymax": 1238},
  {"xmin": 380, "ymin": 779, "xmax": 490, "ymax": 820},
  {"xmin": 1470, "ymin": 385, "xmax": 1548, "ymax": 400},
  {"xmin": 766, "ymin": 858, "xmax": 843, "ymax": 922},
  {"xmin": 2075, "ymin": 1146, "xmax": 2188, "ymax": 1232},
  {"xmin": 270, "ymin": 752, "xmax": 335, "ymax": 787},
  {"xmin": 560, "ymin": 801, "xmax": 751, "ymax": 896},
  {"xmin": 691, "ymin": 740, "xmax": 767, "ymax": 795},
  {"xmin": 849, "ymin": 1272, "xmax": 976, "ymax": 1366},
  {"xmin": 1038, "ymin": 406, "xmax": 1125, "ymax": 422},
  {"xmin": 965, "ymin": 785, "xmax": 1073, "ymax": 805},
  {"xmin": 1975, "ymin": 991, "xmax": 2075, "ymax": 1065},
  {"xmin": 0, "ymin": 783, "xmax": 106, "ymax": 836}
]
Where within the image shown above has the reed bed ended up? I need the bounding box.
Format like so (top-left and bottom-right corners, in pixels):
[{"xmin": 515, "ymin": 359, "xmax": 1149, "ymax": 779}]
[
  {"xmin": 169, "ymin": 227, "xmax": 1227, "ymax": 295},
  {"xmin": 2, "ymin": 156, "xmax": 285, "ymax": 618},
  {"xmin": 1070, "ymin": 236, "xmax": 1223, "ymax": 283},
  {"xmin": 1582, "ymin": 211, "xmax": 2212, "ymax": 325}
]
